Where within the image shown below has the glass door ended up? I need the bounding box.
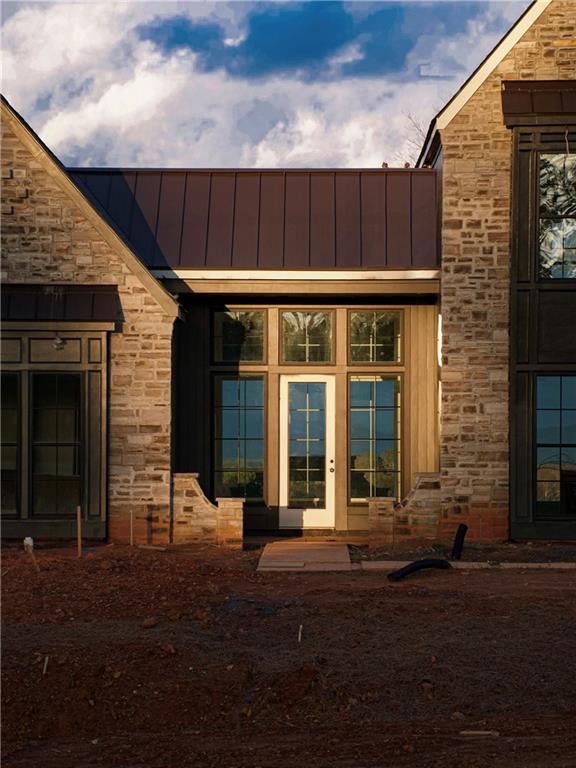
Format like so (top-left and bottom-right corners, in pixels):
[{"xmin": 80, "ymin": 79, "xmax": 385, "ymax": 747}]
[{"xmin": 279, "ymin": 375, "xmax": 335, "ymax": 528}]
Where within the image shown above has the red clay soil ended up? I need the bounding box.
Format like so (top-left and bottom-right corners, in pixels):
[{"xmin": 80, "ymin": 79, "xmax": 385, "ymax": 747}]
[{"xmin": 2, "ymin": 544, "xmax": 576, "ymax": 768}]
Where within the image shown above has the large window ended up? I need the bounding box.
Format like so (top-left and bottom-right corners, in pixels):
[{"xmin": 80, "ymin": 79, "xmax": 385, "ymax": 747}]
[
  {"xmin": 349, "ymin": 376, "xmax": 401, "ymax": 502},
  {"xmin": 213, "ymin": 310, "xmax": 265, "ymax": 363},
  {"xmin": 281, "ymin": 311, "xmax": 333, "ymax": 363},
  {"xmin": 539, "ymin": 154, "xmax": 576, "ymax": 279},
  {"xmin": 1, "ymin": 373, "xmax": 19, "ymax": 516},
  {"xmin": 214, "ymin": 377, "xmax": 265, "ymax": 500},
  {"xmin": 31, "ymin": 374, "xmax": 82, "ymax": 517},
  {"xmin": 349, "ymin": 311, "xmax": 401, "ymax": 363},
  {"xmin": 536, "ymin": 376, "xmax": 576, "ymax": 517}
]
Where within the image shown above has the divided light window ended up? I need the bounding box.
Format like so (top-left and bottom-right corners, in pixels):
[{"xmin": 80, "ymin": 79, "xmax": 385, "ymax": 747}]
[
  {"xmin": 281, "ymin": 311, "xmax": 332, "ymax": 363},
  {"xmin": 539, "ymin": 154, "xmax": 576, "ymax": 279},
  {"xmin": 31, "ymin": 373, "xmax": 82, "ymax": 518},
  {"xmin": 349, "ymin": 376, "xmax": 401, "ymax": 503},
  {"xmin": 214, "ymin": 377, "xmax": 264, "ymax": 501},
  {"xmin": 349, "ymin": 311, "xmax": 401, "ymax": 363},
  {"xmin": 213, "ymin": 311, "xmax": 265, "ymax": 363},
  {"xmin": 536, "ymin": 376, "xmax": 576, "ymax": 518},
  {"xmin": 1, "ymin": 373, "xmax": 20, "ymax": 516}
]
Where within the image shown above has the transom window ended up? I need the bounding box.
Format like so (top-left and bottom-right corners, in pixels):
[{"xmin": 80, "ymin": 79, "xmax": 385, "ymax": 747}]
[
  {"xmin": 281, "ymin": 311, "xmax": 332, "ymax": 363},
  {"xmin": 214, "ymin": 377, "xmax": 264, "ymax": 501},
  {"xmin": 535, "ymin": 376, "xmax": 576, "ymax": 517},
  {"xmin": 213, "ymin": 310, "xmax": 265, "ymax": 363},
  {"xmin": 538, "ymin": 154, "xmax": 576, "ymax": 279},
  {"xmin": 349, "ymin": 311, "xmax": 401, "ymax": 363},
  {"xmin": 349, "ymin": 376, "xmax": 401, "ymax": 503}
]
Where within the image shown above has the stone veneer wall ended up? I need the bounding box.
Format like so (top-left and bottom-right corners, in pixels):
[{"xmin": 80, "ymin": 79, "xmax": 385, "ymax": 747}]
[
  {"xmin": 172, "ymin": 474, "xmax": 244, "ymax": 548},
  {"xmin": 1, "ymin": 115, "xmax": 176, "ymax": 545},
  {"xmin": 438, "ymin": 0, "xmax": 575, "ymax": 542},
  {"xmin": 368, "ymin": 473, "xmax": 441, "ymax": 548}
]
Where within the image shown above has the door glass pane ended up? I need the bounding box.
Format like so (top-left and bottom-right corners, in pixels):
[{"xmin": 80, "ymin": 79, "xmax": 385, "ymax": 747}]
[
  {"xmin": 349, "ymin": 376, "xmax": 401, "ymax": 503},
  {"xmin": 535, "ymin": 376, "xmax": 576, "ymax": 519},
  {"xmin": 213, "ymin": 311, "xmax": 265, "ymax": 363},
  {"xmin": 1, "ymin": 373, "xmax": 19, "ymax": 517},
  {"xmin": 288, "ymin": 382, "xmax": 326, "ymax": 508},
  {"xmin": 282, "ymin": 312, "xmax": 332, "ymax": 363},
  {"xmin": 214, "ymin": 376, "xmax": 264, "ymax": 501},
  {"xmin": 31, "ymin": 374, "xmax": 82, "ymax": 518}
]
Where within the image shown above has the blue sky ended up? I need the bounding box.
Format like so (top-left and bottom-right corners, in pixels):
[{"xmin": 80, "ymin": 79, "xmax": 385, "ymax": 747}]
[{"xmin": 1, "ymin": 1, "xmax": 531, "ymax": 167}]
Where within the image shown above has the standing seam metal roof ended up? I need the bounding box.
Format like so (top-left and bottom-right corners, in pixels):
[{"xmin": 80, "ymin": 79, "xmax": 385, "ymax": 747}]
[{"xmin": 70, "ymin": 169, "xmax": 439, "ymax": 271}]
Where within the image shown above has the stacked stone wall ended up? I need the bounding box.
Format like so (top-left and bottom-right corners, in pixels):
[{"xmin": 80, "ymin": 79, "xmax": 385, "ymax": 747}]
[
  {"xmin": 439, "ymin": 0, "xmax": 576, "ymax": 541},
  {"xmin": 172, "ymin": 474, "xmax": 243, "ymax": 548},
  {"xmin": 1, "ymin": 116, "xmax": 175, "ymax": 544}
]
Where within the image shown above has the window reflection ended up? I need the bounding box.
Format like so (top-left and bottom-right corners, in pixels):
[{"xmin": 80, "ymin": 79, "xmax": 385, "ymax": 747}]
[
  {"xmin": 214, "ymin": 377, "xmax": 264, "ymax": 500},
  {"xmin": 213, "ymin": 311, "xmax": 265, "ymax": 363},
  {"xmin": 349, "ymin": 311, "xmax": 401, "ymax": 362},
  {"xmin": 349, "ymin": 376, "xmax": 401, "ymax": 502},
  {"xmin": 539, "ymin": 154, "xmax": 576, "ymax": 279},
  {"xmin": 281, "ymin": 312, "xmax": 332, "ymax": 363},
  {"xmin": 535, "ymin": 375, "xmax": 576, "ymax": 517}
]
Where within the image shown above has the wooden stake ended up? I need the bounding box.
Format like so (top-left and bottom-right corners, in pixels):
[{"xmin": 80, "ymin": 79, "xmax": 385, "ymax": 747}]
[{"xmin": 76, "ymin": 505, "xmax": 82, "ymax": 558}]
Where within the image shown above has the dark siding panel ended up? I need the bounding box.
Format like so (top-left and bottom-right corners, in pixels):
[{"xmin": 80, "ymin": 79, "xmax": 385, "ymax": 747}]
[
  {"xmin": 386, "ymin": 174, "xmax": 411, "ymax": 267},
  {"xmin": 130, "ymin": 173, "xmax": 162, "ymax": 266},
  {"xmin": 284, "ymin": 173, "xmax": 310, "ymax": 268},
  {"xmin": 360, "ymin": 173, "xmax": 386, "ymax": 268},
  {"xmin": 206, "ymin": 173, "xmax": 235, "ymax": 267},
  {"xmin": 107, "ymin": 172, "xmax": 136, "ymax": 238},
  {"xmin": 154, "ymin": 172, "xmax": 186, "ymax": 268},
  {"xmin": 232, "ymin": 173, "xmax": 260, "ymax": 267},
  {"xmin": 310, "ymin": 173, "xmax": 335, "ymax": 267},
  {"xmin": 537, "ymin": 292, "xmax": 576, "ymax": 363},
  {"xmin": 335, "ymin": 173, "xmax": 361, "ymax": 267},
  {"xmin": 180, "ymin": 173, "xmax": 210, "ymax": 267},
  {"xmin": 80, "ymin": 173, "xmax": 111, "ymax": 210},
  {"xmin": 411, "ymin": 172, "xmax": 438, "ymax": 267},
  {"xmin": 258, "ymin": 173, "xmax": 284, "ymax": 267}
]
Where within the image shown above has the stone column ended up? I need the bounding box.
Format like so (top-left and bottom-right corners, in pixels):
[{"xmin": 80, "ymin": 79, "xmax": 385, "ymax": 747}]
[
  {"xmin": 367, "ymin": 497, "xmax": 396, "ymax": 548},
  {"xmin": 216, "ymin": 498, "xmax": 244, "ymax": 549}
]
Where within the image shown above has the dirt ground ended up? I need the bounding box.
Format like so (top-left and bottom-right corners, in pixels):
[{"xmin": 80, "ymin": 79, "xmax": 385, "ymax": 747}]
[{"xmin": 2, "ymin": 544, "xmax": 576, "ymax": 768}]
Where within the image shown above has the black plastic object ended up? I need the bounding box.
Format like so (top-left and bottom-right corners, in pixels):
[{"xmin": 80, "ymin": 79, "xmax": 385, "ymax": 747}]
[
  {"xmin": 387, "ymin": 558, "xmax": 452, "ymax": 582},
  {"xmin": 451, "ymin": 523, "xmax": 469, "ymax": 561}
]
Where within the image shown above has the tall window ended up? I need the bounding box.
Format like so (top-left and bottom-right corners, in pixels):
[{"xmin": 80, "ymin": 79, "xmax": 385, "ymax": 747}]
[
  {"xmin": 349, "ymin": 376, "xmax": 401, "ymax": 502},
  {"xmin": 31, "ymin": 374, "xmax": 82, "ymax": 517},
  {"xmin": 214, "ymin": 377, "xmax": 264, "ymax": 500},
  {"xmin": 539, "ymin": 154, "xmax": 576, "ymax": 279},
  {"xmin": 213, "ymin": 311, "xmax": 265, "ymax": 363},
  {"xmin": 536, "ymin": 376, "xmax": 576, "ymax": 517},
  {"xmin": 281, "ymin": 311, "xmax": 332, "ymax": 363},
  {"xmin": 349, "ymin": 311, "xmax": 401, "ymax": 363},
  {"xmin": 1, "ymin": 373, "xmax": 19, "ymax": 516}
]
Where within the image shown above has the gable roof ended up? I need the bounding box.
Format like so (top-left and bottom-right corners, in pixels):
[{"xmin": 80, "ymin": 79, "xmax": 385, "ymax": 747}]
[
  {"xmin": 71, "ymin": 168, "xmax": 439, "ymax": 270},
  {"xmin": 417, "ymin": 0, "xmax": 553, "ymax": 166},
  {"xmin": 0, "ymin": 95, "xmax": 180, "ymax": 318}
]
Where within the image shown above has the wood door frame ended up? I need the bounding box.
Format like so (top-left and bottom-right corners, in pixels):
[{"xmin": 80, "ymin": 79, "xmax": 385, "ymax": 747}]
[{"xmin": 279, "ymin": 374, "xmax": 336, "ymax": 528}]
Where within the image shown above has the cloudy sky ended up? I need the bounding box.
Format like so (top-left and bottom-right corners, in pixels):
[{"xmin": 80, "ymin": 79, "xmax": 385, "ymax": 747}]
[{"xmin": 1, "ymin": 0, "xmax": 531, "ymax": 168}]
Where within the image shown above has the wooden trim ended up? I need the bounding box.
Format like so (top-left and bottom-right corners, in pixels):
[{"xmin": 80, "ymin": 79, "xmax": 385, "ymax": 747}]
[
  {"xmin": 160, "ymin": 278, "xmax": 440, "ymax": 296},
  {"xmin": 1, "ymin": 321, "xmax": 117, "ymax": 331}
]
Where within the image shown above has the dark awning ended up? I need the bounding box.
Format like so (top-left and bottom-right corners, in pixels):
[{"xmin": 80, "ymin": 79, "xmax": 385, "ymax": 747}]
[
  {"xmin": 70, "ymin": 168, "xmax": 439, "ymax": 271},
  {"xmin": 502, "ymin": 81, "xmax": 576, "ymax": 127},
  {"xmin": 1, "ymin": 284, "xmax": 122, "ymax": 322}
]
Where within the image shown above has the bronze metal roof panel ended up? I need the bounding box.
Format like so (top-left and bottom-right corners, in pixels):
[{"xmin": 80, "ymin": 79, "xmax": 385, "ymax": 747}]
[
  {"xmin": 70, "ymin": 169, "xmax": 439, "ymax": 270},
  {"xmin": 1, "ymin": 284, "xmax": 122, "ymax": 322},
  {"xmin": 502, "ymin": 81, "xmax": 576, "ymax": 126}
]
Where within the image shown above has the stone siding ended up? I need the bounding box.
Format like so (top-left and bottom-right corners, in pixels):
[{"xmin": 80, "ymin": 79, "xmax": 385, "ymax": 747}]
[
  {"xmin": 1, "ymin": 114, "xmax": 176, "ymax": 544},
  {"xmin": 172, "ymin": 474, "xmax": 244, "ymax": 548},
  {"xmin": 439, "ymin": 0, "xmax": 576, "ymax": 542}
]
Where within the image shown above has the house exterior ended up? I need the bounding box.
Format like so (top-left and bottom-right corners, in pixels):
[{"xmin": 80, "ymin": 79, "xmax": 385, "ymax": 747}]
[{"xmin": 1, "ymin": 0, "xmax": 575, "ymax": 546}]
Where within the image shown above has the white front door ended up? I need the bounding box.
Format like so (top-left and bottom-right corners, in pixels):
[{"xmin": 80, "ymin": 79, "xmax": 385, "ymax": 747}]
[{"xmin": 279, "ymin": 375, "xmax": 335, "ymax": 528}]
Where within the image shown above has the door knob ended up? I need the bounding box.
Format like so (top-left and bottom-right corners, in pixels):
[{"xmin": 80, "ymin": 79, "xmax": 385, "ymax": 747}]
[{"xmin": 329, "ymin": 468, "xmax": 335, "ymax": 473}]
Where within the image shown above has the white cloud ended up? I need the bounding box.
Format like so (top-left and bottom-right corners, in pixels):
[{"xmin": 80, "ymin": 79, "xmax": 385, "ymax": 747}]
[{"xmin": 1, "ymin": 0, "xmax": 530, "ymax": 168}]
